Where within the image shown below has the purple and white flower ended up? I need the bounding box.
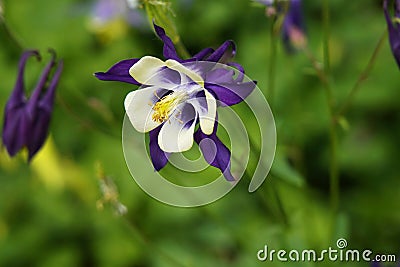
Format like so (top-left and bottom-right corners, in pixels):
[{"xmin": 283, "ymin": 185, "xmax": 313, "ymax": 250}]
[{"xmin": 95, "ymin": 23, "xmax": 256, "ymax": 181}]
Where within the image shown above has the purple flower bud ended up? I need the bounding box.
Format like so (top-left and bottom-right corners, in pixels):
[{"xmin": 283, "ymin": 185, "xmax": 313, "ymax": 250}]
[{"xmin": 2, "ymin": 50, "xmax": 63, "ymax": 161}]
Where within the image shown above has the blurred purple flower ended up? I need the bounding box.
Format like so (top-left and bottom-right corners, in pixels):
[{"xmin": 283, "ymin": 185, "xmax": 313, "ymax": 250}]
[
  {"xmin": 90, "ymin": 0, "xmax": 145, "ymax": 29},
  {"xmin": 95, "ymin": 23, "xmax": 256, "ymax": 181},
  {"xmin": 384, "ymin": 0, "xmax": 400, "ymax": 68},
  {"xmin": 254, "ymin": 0, "xmax": 306, "ymax": 50},
  {"xmin": 282, "ymin": 0, "xmax": 307, "ymax": 51},
  {"xmin": 2, "ymin": 50, "xmax": 63, "ymax": 161}
]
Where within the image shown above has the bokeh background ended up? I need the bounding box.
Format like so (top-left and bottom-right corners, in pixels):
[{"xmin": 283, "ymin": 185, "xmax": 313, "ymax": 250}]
[{"xmin": 0, "ymin": 0, "xmax": 399, "ymax": 266}]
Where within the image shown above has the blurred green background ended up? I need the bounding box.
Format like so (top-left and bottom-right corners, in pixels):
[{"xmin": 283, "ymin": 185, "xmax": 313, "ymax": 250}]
[{"xmin": 0, "ymin": 0, "xmax": 399, "ymax": 266}]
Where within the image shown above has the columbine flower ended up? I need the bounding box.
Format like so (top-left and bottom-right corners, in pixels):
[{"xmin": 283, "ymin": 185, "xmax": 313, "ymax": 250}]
[
  {"xmin": 95, "ymin": 23, "xmax": 256, "ymax": 181},
  {"xmin": 2, "ymin": 50, "xmax": 63, "ymax": 161},
  {"xmin": 384, "ymin": 0, "xmax": 400, "ymax": 68},
  {"xmin": 282, "ymin": 0, "xmax": 307, "ymax": 51}
]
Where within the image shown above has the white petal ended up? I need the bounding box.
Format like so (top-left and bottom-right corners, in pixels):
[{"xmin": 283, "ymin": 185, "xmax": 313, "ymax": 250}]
[
  {"xmin": 158, "ymin": 104, "xmax": 197, "ymax": 153},
  {"xmin": 165, "ymin": 59, "xmax": 204, "ymax": 87},
  {"xmin": 124, "ymin": 87, "xmax": 162, "ymax": 133},
  {"xmin": 129, "ymin": 56, "xmax": 177, "ymax": 89},
  {"xmin": 191, "ymin": 90, "xmax": 217, "ymax": 135}
]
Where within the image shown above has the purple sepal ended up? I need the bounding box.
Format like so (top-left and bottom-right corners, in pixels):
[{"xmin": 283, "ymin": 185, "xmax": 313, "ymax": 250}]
[
  {"xmin": 153, "ymin": 22, "xmax": 181, "ymax": 61},
  {"xmin": 204, "ymin": 66, "xmax": 256, "ymax": 106},
  {"xmin": 194, "ymin": 123, "xmax": 235, "ymax": 181},
  {"xmin": 192, "ymin": 47, "xmax": 215, "ymax": 60},
  {"xmin": 205, "ymin": 81, "xmax": 256, "ymax": 107},
  {"xmin": 149, "ymin": 125, "xmax": 170, "ymax": 171},
  {"xmin": 2, "ymin": 50, "xmax": 40, "ymax": 157},
  {"xmin": 95, "ymin": 58, "xmax": 141, "ymax": 85},
  {"xmin": 206, "ymin": 40, "xmax": 236, "ymax": 62}
]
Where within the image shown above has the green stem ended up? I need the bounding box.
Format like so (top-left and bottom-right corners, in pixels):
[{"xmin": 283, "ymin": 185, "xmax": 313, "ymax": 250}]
[
  {"xmin": 247, "ymin": 136, "xmax": 289, "ymax": 226},
  {"xmin": 336, "ymin": 30, "xmax": 388, "ymax": 117},
  {"xmin": 0, "ymin": 16, "xmax": 25, "ymax": 51},
  {"xmin": 175, "ymin": 39, "xmax": 191, "ymax": 59},
  {"xmin": 271, "ymin": 180, "xmax": 289, "ymax": 226},
  {"xmin": 122, "ymin": 217, "xmax": 189, "ymax": 267},
  {"xmin": 322, "ymin": 0, "xmax": 331, "ymax": 77}
]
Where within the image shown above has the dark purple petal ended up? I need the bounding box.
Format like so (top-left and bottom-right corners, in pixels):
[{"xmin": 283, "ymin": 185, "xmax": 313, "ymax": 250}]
[
  {"xmin": 27, "ymin": 110, "xmax": 51, "ymax": 161},
  {"xmin": 27, "ymin": 50, "xmax": 56, "ymax": 115},
  {"xmin": 205, "ymin": 81, "xmax": 256, "ymax": 106},
  {"xmin": 40, "ymin": 60, "xmax": 63, "ymax": 112},
  {"xmin": 6, "ymin": 50, "xmax": 40, "ymax": 111},
  {"xmin": 149, "ymin": 125, "xmax": 170, "ymax": 171},
  {"xmin": 2, "ymin": 50, "xmax": 40, "ymax": 157},
  {"xmin": 206, "ymin": 40, "xmax": 236, "ymax": 62},
  {"xmin": 2, "ymin": 108, "xmax": 30, "ymax": 157},
  {"xmin": 192, "ymin": 47, "xmax": 215, "ymax": 60},
  {"xmin": 153, "ymin": 22, "xmax": 181, "ymax": 61},
  {"xmin": 384, "ymin": 0, "xmax": 400, "ymax": 68},
  {"xmin": 95, "ymin": 58, "xmax": 141, "ymax": 85},
  {"xmin": 194, "ymin": 124, "xmax": 235, "ymax": 181},
  {"xmin": 204, "ymin": 66, "xmax": 256, "ymax": 106}
]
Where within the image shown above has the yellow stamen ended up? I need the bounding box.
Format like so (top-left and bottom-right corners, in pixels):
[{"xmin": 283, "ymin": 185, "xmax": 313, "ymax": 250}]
[{"xmin": 152, "ymin": 92, "xmax": 186, "ymax": 123}]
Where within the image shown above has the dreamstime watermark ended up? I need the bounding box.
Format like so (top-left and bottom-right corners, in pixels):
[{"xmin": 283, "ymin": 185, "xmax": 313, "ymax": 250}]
[
  {"xmin": 257, "ymin": 238, "xmax": 397, "ymax": 263},
  {"xmin": 122, "ymin": 61, "xmax": 276, "ymax": 207}
]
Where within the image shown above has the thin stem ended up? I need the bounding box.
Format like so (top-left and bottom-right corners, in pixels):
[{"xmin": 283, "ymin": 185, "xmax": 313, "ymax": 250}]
[
  {"xmin": 122, "ymin": 217, "xmax": 189, "ymax": 267},
  {"xmin": 246, "ymin": 136, "xmax": 289, "ymax": 226},
  {"xmin": 57, "ymin": 95, "xmax": 120, "ymax": 139},
  {"xmin": 336, "ymin": 30, "xmax": 388, "ymax": 117},
  {"xmin": 304, "ymin": 48, "xmax": 329, "ymax": 86},
  {"xmin": 175, "ymin": 38, "xmax": 191, "ymax": 59},
  {"xmin": 0, "ymin": 16, "xmax": 25, "ymax": 51},
  {"xmin": 322, "ymin": 0, "xmax": 331, "ymax": 77},
  {"xmin": 271, "ymin": 180, "xmax": 289, "ymax": 227}
]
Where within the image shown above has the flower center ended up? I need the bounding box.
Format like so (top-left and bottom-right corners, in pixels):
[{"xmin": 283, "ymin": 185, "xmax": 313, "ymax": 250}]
[{"xmin": 152, "ymin": 91, "xmax": 187, "ymax": 123}]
